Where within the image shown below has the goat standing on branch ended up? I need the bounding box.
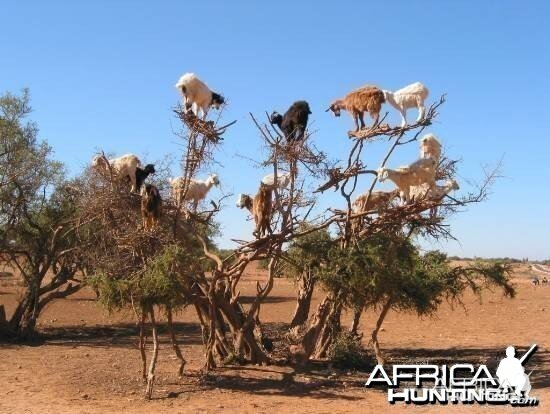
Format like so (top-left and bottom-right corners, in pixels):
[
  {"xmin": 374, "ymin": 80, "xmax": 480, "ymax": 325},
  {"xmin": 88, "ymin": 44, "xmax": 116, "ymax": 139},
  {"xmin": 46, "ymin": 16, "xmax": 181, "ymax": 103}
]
[
  {"xmin": 326, "ymin": 85, "xmax": 385, "ymax": 131},
  {"xmin": 135, "ymin": 164, "xmax": 156, "ymax": 191},
  {"xmin": 352, "ymin": 189, "xmax": 400, "ymax": 215},
  {"xmin": 410, "ymin": 179, "xmax": 460, "ymax": 217},
  {"xmin": 236, "ymin": 183, "xmax": 273, "ymax": 238},
  {"xmin": 261, "ymin": 171, "xmax": 291, "ymax": 189},
  {"xmin": 351, "ymin": 189, "xmax": 400, "ymax": 232},
  {"xmin": 141, "ymin": 184, "xmax": 162, "ymax": 230},
  {"xmin": 175, "ymin": 73, "xmax": 225, "ymax": 118},
  {"xmin": 170, "ymin": 174, "xmax": 220, "ymax": 210},
  {"xmin": 270, "ymin": 100, "xmax": 312, "ymax": 142},
  {"xmin": 92, "ymin": 153, "xmax": 142, "ymax": 192},
  {"xmin": 383, "ymin": 82, "xmax": 429, "ymax": 127},
  {"xmin": 378, "ymin": 158, "xmax": 437, "ymax": 204}
]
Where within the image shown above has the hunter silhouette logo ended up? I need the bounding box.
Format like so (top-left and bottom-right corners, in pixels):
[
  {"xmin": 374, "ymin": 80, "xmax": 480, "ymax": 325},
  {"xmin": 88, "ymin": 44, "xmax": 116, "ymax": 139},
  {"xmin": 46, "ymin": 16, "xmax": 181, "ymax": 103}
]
[
  {"xmin": 496, "ymin": 345, "xmax": 534, "ymax": 397},
  {"xmin": 365, "ymin": 344, "xmax": 538, "ymax": 406}
]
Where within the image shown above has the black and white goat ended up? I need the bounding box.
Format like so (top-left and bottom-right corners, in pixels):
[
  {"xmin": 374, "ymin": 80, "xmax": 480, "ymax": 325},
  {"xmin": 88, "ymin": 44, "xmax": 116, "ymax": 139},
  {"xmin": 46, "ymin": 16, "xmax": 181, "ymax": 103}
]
[
  {"xmin": 135, "ymin": 164, "xmax": 156, "ymax": 191},
  {"xmin": 175, "ymin": 73, "xmax": 225, "ymax": 118},
  {"xmin": 270, "ymin": 100, "xmax": 312, "ymax": 142}
]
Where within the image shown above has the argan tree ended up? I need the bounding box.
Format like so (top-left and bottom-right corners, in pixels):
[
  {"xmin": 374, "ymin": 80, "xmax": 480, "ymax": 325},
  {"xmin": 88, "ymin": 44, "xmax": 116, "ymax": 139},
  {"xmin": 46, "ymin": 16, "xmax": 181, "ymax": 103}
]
[
  {"xmin": 316, "ymin": 234, "xmax": 514, "ymax": 364},
  {"xmin": 283, "ymin": 97, "xmax": 514, "ymax": 364},
  {"xmin": 80, "ymin": 91, "xmax": 514, "ymax": 398},
  {"xmin": 0, "ymin": 90, "xmax": 85, "ymax": 337},
  {"xmin": 77, "ymin": 110, "xmax": 239, "ymax": 398}
]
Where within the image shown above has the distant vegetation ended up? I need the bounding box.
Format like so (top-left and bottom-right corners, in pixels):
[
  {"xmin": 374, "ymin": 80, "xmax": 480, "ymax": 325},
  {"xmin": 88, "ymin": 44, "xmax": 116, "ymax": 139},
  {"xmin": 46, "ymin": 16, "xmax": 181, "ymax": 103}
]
[{"xmin": 448, "ymin": 256, "xmax": 547, "ymax": 265}]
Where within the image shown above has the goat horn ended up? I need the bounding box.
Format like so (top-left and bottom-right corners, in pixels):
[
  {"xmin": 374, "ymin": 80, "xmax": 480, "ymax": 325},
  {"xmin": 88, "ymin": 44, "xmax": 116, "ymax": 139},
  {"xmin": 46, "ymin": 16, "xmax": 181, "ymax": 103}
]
[{"xmin": 324, "ymin": 107, "xmax": 331, "ymax": 112}]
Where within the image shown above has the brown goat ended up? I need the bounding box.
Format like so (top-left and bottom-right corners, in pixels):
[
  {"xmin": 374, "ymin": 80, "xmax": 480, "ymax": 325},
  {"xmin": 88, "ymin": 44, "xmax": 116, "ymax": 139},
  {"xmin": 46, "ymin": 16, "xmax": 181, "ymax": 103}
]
[
  {"xmin": 141, "ymin": 184, "xmax": 162, "ymax": 230},
  {"xmin": 236, "ymin": 184, "xmax": 273, "ymax": 238},
  {"xmin": 326, "ymin": 85, "xmax": 385, "ymax": 131}
]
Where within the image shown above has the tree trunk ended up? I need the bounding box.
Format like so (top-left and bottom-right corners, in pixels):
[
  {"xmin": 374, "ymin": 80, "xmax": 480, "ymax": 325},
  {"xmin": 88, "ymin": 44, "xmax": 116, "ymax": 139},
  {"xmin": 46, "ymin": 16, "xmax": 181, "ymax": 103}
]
[
  {"xmin": 0, "ymin": 304, "xmax": 7, "ymax": 337},
  {"xmin": 228, "ymin": 304, "xmax": 269, "ymax": 364},
  {"xmin": 214, "ymin": 293, "xmax": 270, "ymax": 365},
  {"xmin": 7, "ymin": 269, "xmax": 82, "ymax": 338},
  {"xmin": 145, "ymin": 307, "xmax": 159, "ymax": 400},
  {"xmin": 204, "ymin": 295, "xmax": 219, "ymax": 370},
  {"xmin": 293, "ymin": 297, "xmax": 332, "ymax": 364},
  {"xmin": 290, "ymin": 268, "xmax": 315, "ymax": 328},
  {"xmin": 371, "ymin": 296, "xmax": 392, "ymax": 365},
  {"xmin": 231, "ymin": 256, "xmax": 277, "ymax": 364},
  {"xmin": 191, "ymin": 289, "xmax": 232, "ymax": 367},
  {"xmin": 166, "ymin": 308, "xmax": 186, "ymax": 377},
  {"xmin": 313, "ymin": 300, "xmax": 342, "ymax": 359},
  {"xmin": 350, "ymin": 307, "xmax": 362, "ymax": 335},
  {"xmin": 350, "ymin": 298, "xmax": 366, "ymax": 335},
  {"xmin": 138, "ymin": 312, "xmax": 147, "ymax": 381},
  {"xmin": 7, "ymin": 294, "xmax": 30, "ymax": 334},
  {"xmin": 8, "ymin": 282, "xmax": 39, "ymax": 337}
]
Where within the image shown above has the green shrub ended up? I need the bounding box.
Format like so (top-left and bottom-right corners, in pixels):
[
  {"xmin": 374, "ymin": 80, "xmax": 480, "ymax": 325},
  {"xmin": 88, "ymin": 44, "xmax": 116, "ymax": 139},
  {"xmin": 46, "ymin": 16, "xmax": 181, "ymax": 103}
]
[{"xmin": 328, "ymin": 332, "xmax": 370, "ymax": 369}]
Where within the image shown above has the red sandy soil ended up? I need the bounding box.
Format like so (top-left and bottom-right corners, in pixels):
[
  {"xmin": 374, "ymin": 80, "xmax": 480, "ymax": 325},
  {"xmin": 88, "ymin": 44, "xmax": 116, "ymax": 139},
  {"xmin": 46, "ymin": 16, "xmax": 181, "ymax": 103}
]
[{"xmin": 0, "ymin": 263, "xmax": 548, "ymax": 413}]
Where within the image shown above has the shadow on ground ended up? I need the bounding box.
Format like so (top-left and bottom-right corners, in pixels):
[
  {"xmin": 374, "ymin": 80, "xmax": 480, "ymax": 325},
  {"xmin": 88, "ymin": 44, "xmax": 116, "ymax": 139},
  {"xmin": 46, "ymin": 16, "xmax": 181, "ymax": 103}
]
[
  {"xmin": 0, "ymin": 321, "xmax": 204, "ymax": 349},
  {"xmin": 153, "ymin": 367, "xmax": 364, "ymax": 401},
  {"xmin": 238, "ymin": 295, "xmax": 293, "ymax": 304}
]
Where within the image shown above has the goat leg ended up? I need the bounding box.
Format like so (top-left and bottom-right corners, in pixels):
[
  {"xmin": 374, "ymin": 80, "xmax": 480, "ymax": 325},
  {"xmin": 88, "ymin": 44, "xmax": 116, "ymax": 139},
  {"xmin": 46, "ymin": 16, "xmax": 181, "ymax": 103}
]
[
  {"xmin": 417, "ymin": 105, "xmax": 426, "ymax": 122},
  {"xmin": 400, "ymin": 109, "xmax": 407, "ymax": 127},
  {"xmin": 372, "ymin": 112, "xmax": 380, "ymax": 128},
  {"xmin": 352, "ymin": 112, "xmax": 360, "ymax": 131},
  {"xmin": 359, "ymin": 112, "xmax": 366, "ymax": 130}
]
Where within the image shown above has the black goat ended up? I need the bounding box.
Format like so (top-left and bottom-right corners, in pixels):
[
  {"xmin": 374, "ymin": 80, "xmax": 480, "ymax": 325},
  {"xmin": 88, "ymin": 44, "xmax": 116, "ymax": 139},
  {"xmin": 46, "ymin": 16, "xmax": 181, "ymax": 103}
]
[
  {"xmin": 141, "ymin": 184, "xmax": 162, "ymax": 230},
  {"xmin": 270, "ymin": 100, "xmax": 311, "ymax": 142},
  {"xmin": 135, "ymin": 164, "xmax": 156, "ymax": 191}
]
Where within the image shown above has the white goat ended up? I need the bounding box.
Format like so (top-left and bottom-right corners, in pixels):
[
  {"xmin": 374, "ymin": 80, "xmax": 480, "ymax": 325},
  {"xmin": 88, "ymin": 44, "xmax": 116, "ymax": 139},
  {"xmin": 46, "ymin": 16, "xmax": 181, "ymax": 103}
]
[
  {"xmin": 410, "ymin": 178, "xmax": 459, "ymax": 201},
  {"xmin": 352, "ymin": 189, "xmax": 400, "ymax": 214},
  {"xmin": 169, "ymin": 174, "xmax": 220, "ymax": 210},
  {"xmin": 377, "ymin": 159, "xmax": 437, "ymax": 203},
  {"xmin": 261, "ymin": 171, "xmax": 291, "ymax": 189},
  {"xmin": 420, "ymin": 133, "xmax": 441, "ymax": 161},
  {"xmin": 383, "ymin": 82, "xmax": 429, "ymax": 127},
  {"xmin": 175, "ymin": 73, "xmax": 225, "ymax": 118},
  {"xmin": 350, "ymin": 189, "xmax": 400, "ymax": 233},
  {"xmin": 429, "ymin": 179, "xmax": 459, "ymax": 201},
  {"xmin": 92, "ymin": 154, "xmax": 142, "ymax": 192},
  {"xmin": 411, "ymin": 179, "xmax": 459, "ymax": 217}
]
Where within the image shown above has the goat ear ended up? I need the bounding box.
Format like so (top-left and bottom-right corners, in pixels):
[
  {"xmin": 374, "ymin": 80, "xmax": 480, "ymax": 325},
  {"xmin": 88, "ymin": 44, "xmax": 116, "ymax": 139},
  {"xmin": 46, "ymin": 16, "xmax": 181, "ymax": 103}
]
[{"xmin": 324, "ymin": 107, "xmax": 331, "ymax": 112}]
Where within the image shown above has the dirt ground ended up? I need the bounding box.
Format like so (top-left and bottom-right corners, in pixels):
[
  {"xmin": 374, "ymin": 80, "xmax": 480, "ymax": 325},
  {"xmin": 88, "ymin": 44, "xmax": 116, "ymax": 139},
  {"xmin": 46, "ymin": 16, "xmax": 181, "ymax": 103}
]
[{"xmin": 1, "ymin": 263, "xmax": 548, "ymax": 413}]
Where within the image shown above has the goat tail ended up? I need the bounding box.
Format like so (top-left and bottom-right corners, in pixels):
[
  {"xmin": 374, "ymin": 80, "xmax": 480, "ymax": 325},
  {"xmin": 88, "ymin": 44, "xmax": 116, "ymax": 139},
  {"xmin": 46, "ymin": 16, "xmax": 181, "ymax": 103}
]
[{"xmin": 367, "ymin": 89, "xmax": 386, "ymax": 117}]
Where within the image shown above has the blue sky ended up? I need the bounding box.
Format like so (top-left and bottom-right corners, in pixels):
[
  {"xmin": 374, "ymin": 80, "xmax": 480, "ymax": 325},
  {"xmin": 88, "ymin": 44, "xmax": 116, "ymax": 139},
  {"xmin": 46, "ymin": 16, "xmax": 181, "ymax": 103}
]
[{"xmin": 2, "ymin": 1, "xmax": 549, "ymax": 259}]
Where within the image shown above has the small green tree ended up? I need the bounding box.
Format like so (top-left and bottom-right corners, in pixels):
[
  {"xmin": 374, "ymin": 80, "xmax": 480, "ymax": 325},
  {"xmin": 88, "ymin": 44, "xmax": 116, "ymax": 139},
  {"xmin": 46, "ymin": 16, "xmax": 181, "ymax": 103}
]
[
  {"xmin": 0, "ymin": 90, "xmax": 84, "ymax": 337},
  {"xmin": 317, "ymin": 234, "xmax": 514, "ymax": 364}
]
